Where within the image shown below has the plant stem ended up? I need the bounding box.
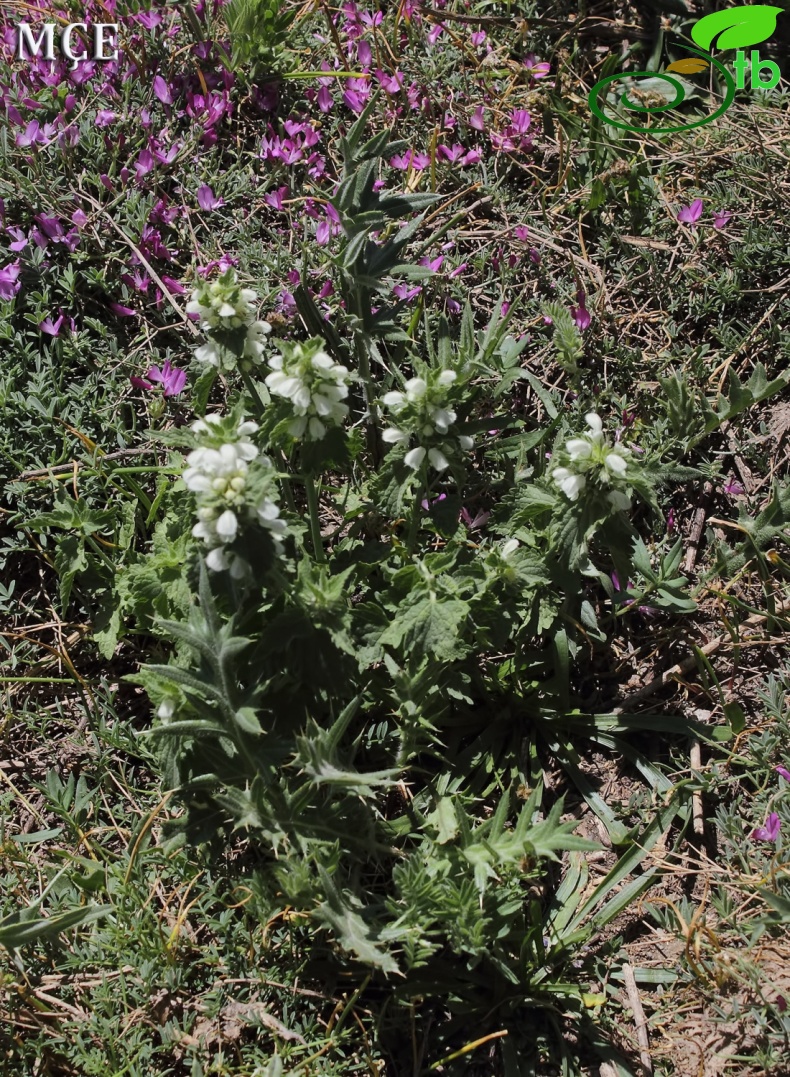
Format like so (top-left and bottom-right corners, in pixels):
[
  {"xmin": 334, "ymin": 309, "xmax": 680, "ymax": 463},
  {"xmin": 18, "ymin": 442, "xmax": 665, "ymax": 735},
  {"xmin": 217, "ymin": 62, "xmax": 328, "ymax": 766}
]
[
  {"xmin": 352, "ymin": 285, "xmax": 381, "ymax": 458},
  {"xmin": 240, "ymin": 368, "xmax": 267, "ymax": 421},
  {"xmin": 406, "ymin": 471, "xmax": 425, "ymax": 555},
  {"xmin": 304, "ymin": 473, "xmax": 326, "ymax": 563}
]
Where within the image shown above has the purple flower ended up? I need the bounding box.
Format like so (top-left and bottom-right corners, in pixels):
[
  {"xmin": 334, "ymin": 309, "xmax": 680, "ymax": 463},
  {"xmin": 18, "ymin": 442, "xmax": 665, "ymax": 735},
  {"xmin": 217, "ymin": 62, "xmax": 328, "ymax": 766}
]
[
  {"xmin": 723, "ymin": 478, "xmax": 745, "ymax": 496},
  {"xmin": 197, "ymin": 184, "xmax": 224, "ymax": 211},
  {"xmin": 776, "ymin": 766, "xmax": 790, "ymax": 782},
  {"xmin": 523, "ymin": 53, "xmax": 551, "ymax": 79},
  {"xmin": 108, "ymin": 301, "xmax": 136, "ymax": 317},
  {"xmin": 419, "ymin": 255, "xmax": 444, "ymax": 273},
  {"xmin": 438, "ymin": 143, "xmax": 466, "ymax": 164},
  {"xmin": 7, "ymin": 228, "xmax": 28, "ymax": 252},
  {"xmin": 160, "ymin": 275, "xmax": 186, "ymax": 296},
  {"xmin": 148, "ymin": 360, "xmax": 187, "ymax": 397},
  {"xmin": 712, "ymin": 211, "xmax": 732, "ymax": 230},
  {"xmin": 265, "ymin": 186, "xmax": 289, "ymax": 210},
  {"xmin": 153, "ymin": 76, "xmax": 174, "ymax": 105},
  {"xmin": 677, "ymin": 199, "xmax": 703, "ymax": 227},
  {"xmin": 469, "ymin": 105, "xmax": 486, "ymax": 131},
  {"xmin": 752, "ymin": 813, "xmax": 781, "ymax": 843},
  {"xmin": 393, "ymin": 283, "xmax": 422, "ymax": 302},
  {"xmin": 40, "ymin": 313, "xmax": 65, "ymax": 337},
  {"xmin": 0, "ymin": 261, "xmax": 21, "ymax": 300},
  {"xmin": 470, "ymin": 31, "xmax": 486, "ymax": 46},
  {"xmin": 571, "ymin": 305, "xmax": 591, "ymax": 330},
  {"xmin": 421, "ymin": 493, "xmax": 447, "ymax": 511},
  {"xmin": 34, "ymin": 215, "xmax": 64, "ymax": 240},
  {"xmin": 390, "ymin": 149, "xmax": 430, "ymax": 171},
  {"xmin": 461, "ymin": 506, "xmax": 490, "ymax": 530},
  {"xmin": 16, "ymin": 120, "xmax": 44, "ymax": 148},
  {"xmin": 95, "ymin": 110, "xmax": 116, "ymax": 127}
]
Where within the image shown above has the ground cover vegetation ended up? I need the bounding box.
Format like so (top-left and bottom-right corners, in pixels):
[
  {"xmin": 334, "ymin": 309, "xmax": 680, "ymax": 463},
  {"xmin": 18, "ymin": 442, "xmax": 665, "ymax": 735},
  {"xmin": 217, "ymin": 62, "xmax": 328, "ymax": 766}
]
[{"xmin": 0, "ymin": 0, "xmax": 789, "ymax": 1073}]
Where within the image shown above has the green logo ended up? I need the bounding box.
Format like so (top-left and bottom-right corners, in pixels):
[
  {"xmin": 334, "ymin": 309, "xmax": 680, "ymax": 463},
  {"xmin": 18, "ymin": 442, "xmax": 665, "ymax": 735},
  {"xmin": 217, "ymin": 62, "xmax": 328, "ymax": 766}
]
[{"xmin": 588, "ymin": 4, "xmax": 783, "ymax": 134}]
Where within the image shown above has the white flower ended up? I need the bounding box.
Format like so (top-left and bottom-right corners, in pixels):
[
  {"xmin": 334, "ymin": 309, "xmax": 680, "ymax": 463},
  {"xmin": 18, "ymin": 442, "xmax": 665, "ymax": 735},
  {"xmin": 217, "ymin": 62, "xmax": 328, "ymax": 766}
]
[
  {"xmin": 243, "ymin": 320, "xmax": 272, "ymax": 364},
  {"xmin": 404, "ymin": 377, "xmax": 428, "ymax": 402},
  {"xmin": 382, "ymin": 390, "xmax": 407, "ymax": 410},
  {"xmin": 585, "ymin": 412, "xmax": 603, "ymax": 439},
  {"xmin": 382, "ymin": 426, "xmax": 409, "ymax": 444},
  {"xmin": 552, "ymin": 467, "xmax": 586, "ymax": 501},
  {"xmin": 501, "ymin": 538, "xmax": 520, "ymax": 560},
  {"xmin": 256, "ymin": 497, "xmax": 288, "ymax": 550},
  {"xmin": 551, "ymin": 413, "xmax": 634, "ymax": 506},
  {"xmin": 215, "ymin": 509, "xmax": 239, "ymax": 542},
  {"xmin": 265, "ymin": 342, "xmax": 352, "ymax": 441},
  {"xmin": 404, "ymin": 446, "xmax": 427, "ymax": 470},
  {"xmin": 429, "ymin": 406, "xmax": 456, "ymax": 434},
  {"xmin": 182, "ymin": 414, "xmax": 286, "ymax": 572},
  {"xmin": 427, "ymin": 448, "xmax": 450, "ymax": 471},
  {"xmin": 380, "ymin": 368, "xmax": 469, "ymax": 472},
  {"xmin": 205, "ymin": 546, "xmax": 230, "ymax": 572},
  {"xmin": 566, "ymin": 438, "xmax": 592, "ymax": 461},
  {"xmin": 604, "ymin": 452, "xmax": 628, "ymax": 476},
  {"xmin": 157, "ymin": 700, "xmax": 175, "ymax": 722},
  {"xmin": 188, "ymin": 270, "xmax": 258, "ymax": 332},
  {"xmin": 194, "ymin": 340, "xmax": 221, "ymax": 367}
]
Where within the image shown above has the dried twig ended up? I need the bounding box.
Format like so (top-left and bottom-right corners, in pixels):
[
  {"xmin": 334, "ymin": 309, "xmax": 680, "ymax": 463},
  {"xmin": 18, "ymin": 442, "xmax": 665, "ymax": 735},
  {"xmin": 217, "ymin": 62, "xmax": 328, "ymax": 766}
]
[
  {"xmin": 614, "ymin": 600, "xmax": 790, "ymax": 715},
  {"xmin": 689, "ymin": 739, "xmax": 704, "ymax": 836},
  {"xmin": 622, "ymin": 962, "xmax": 652, "ymax": 1076},
  {"xmin": 682, "ymin": 481, "xmax": 714, "ymax": 575}
]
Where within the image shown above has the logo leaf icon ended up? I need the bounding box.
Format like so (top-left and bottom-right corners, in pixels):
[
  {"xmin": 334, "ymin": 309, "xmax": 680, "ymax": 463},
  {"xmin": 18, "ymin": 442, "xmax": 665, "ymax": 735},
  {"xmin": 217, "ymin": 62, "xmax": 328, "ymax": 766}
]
[
  {"xmin": 691, "ymin": 5, "xmax": 783, "ymax": 51},
  {"xmin": 666, "ymin": 58, "xmax": 710, "ymax": 74}
]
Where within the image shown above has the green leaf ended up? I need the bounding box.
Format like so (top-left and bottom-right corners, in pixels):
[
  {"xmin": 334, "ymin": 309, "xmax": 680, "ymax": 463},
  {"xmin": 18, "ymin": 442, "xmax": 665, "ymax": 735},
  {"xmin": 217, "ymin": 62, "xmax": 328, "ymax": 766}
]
[
  {"xmin": 428, "ymin": 797, "xmax": 459, "ymax": 844},
  {"xmin": 0, "ymin": 904, "xmax": 109, "ymax": 951},
  {"xmin": 756, "ymin": 887, "xmax": 790, "ymax": 921},
  {"xmin": 691, "ymin": 5, "xmax": 782, "ymax": 51},
  {"xmin": 723, "ymin": 701, "xmax": 746, "ymax": 735},
  {"xmin": 315, "ymin": 870, "xmax": 399, "ymax": 974},
  {"xmin": 379, "ymin": 594, "xmax": 471, "ymax": 663}
]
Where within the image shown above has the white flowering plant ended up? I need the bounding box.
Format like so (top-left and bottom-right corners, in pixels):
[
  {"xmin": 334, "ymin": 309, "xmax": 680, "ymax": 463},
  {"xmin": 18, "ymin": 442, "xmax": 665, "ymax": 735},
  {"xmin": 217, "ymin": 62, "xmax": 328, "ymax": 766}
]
[
  {"xmin": 381, "ymin": 367, "xmax": 474, "ymax": 475},
  {"xmin": 264, "ymin": 336, "xmax": 354, "ymax": 444},
  {"xmin": 550, "ymin": 412, "xmax": 632, "ymax": 512},
  {"xmin": 187, "ymin": 266, "xmax": 272, "ymax": 373},
  {"xmin": 181, "ymin": 412, "xmax": 287, "ymax": 578}
]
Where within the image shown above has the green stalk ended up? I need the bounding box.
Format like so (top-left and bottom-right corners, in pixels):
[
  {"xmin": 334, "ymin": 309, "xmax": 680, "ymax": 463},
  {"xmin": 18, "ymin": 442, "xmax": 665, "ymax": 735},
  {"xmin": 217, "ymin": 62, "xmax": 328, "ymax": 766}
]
[
  {"xmin": 304, "ymin": 473, "xmax": 326, "ymax": 563},
  {"xmin": 406, "ymin": 469, "xmax": 426, "ymax": 555},
  {"xmin": 352, "ymin": 285, "xmax": 381, "ymax": 456},
  {"xmin": 240, "ymin": 368, "xmax": 267, "ymax": 421}
]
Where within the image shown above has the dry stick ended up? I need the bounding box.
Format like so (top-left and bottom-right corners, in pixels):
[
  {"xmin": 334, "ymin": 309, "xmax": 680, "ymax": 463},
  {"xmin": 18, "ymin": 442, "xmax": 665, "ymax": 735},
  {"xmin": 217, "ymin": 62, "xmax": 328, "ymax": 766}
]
[
  {"xmin": 622, "ymin": 963, "xmax": 652, "ymax": 1076},
  {"xmin": 77, "ymin": 191, "xmax": 199, "ymax": 337},
  {"xmin": 613, "ymin": 599, "xmax": 790, "ymax": 715},
  {"xmin": 17, "ymin": 446, "xmax": 161, "ymax": 481},
  {"xmin": 682, "ymin": 481, "xmax": 714, "ymax": 575},
  {"xmin": 689, "ymin": 739, "xmax": 704, "ymax": 837},
  {"xmin": 709, "ymin": 294, "xmax": 783, "ymax": 393}
]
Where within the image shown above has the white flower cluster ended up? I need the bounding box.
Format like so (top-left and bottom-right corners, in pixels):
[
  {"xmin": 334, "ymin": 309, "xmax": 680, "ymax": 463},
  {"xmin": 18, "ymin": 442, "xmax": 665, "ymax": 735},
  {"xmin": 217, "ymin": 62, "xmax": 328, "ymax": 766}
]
[
  {"xmin": 187, "ymin": 268, "xmax": 272, "ymax": 372},
  {"xmin": 381, "ymin": 370, "xmax": 473, "ymax": 472},
  {"xmin": 265, "ymin": 339, "xmax": 352, "ymax": 441},
  {"xmin": 182, "ymin": 415, "xmax": 287, "ymax": 576},
  {"xmin": 551, "ymin": 413, "xmax": 631, "ymax": 510}
]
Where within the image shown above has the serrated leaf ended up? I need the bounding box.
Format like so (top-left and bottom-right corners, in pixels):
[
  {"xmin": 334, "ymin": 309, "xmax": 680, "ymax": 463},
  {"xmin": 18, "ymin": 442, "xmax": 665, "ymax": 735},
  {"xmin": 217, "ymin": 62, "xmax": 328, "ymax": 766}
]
[{"xmin": 428, "ymin": 797, "xmax": 459, "ymax": 844}]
